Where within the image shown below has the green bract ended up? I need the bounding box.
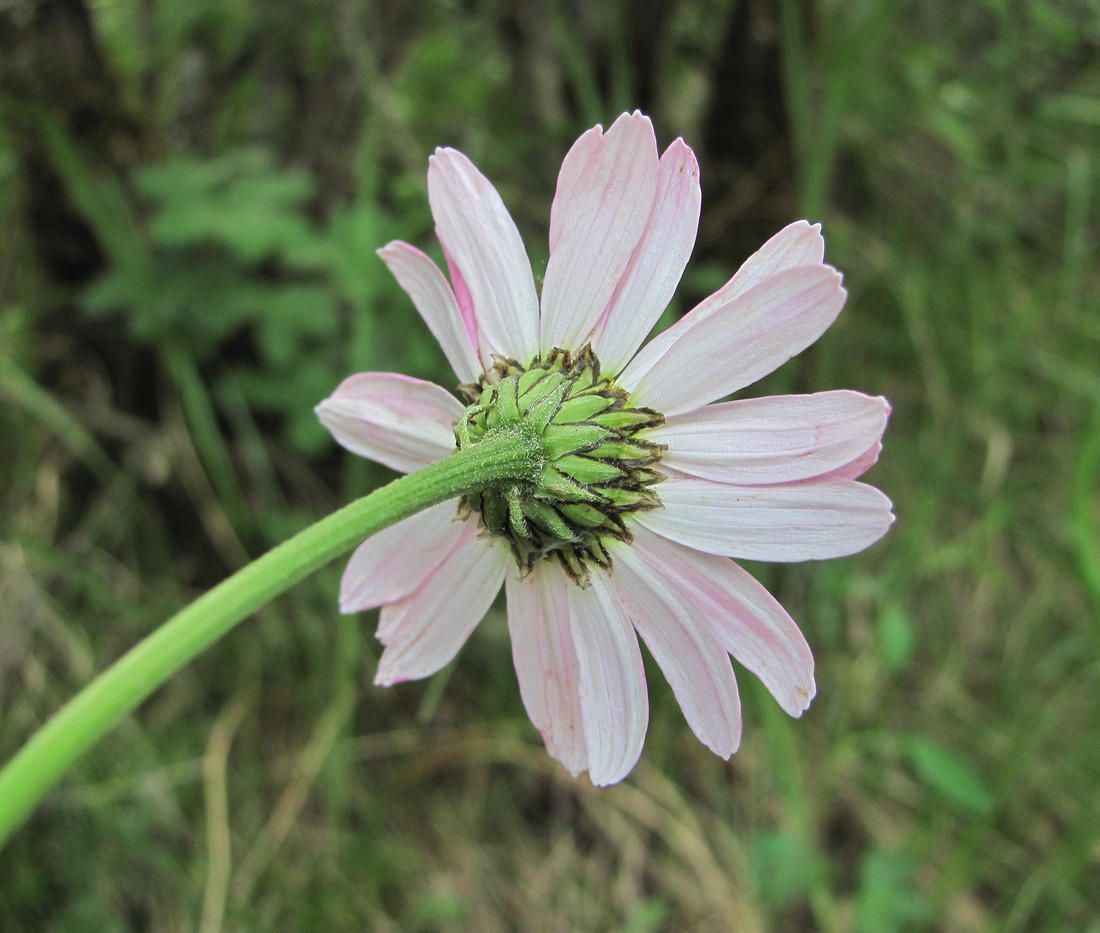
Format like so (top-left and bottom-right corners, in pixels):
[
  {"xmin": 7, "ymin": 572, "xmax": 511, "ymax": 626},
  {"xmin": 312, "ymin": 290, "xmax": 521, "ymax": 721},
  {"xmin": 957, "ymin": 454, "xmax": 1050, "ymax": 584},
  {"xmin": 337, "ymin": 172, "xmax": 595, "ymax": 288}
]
[{"xmin": 456, "ymin": 346, "xmax": 666, "ymax": 584}]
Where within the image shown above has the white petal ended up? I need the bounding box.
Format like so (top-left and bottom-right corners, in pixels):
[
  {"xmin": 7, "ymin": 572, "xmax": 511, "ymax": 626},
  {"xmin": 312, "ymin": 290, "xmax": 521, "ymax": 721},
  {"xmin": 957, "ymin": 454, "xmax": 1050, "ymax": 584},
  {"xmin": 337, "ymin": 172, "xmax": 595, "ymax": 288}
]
[
  {"xmin": 505, "ymin": 565, "xmax": 587, "ymax": 776},
  {"xmin": 339, "ymin": 503, "xmax": 470, "ymax": 613},
  {"xmin": 626, "ymin": 220, "xmax": 825, "ymax": 373},
  {"xmin": 428, "ymin": 148, "xmax": 539, "ymax": 366},
  {"xmin": 568, "ymin": 570, "xmax": 648, "ymax": 786},
  {"xmin": 625, "ymin": 527, "xmax": 815, "ymax": 716},
  {"xmin": 440, "ymin": 236, "xmax": 479, "ymax": 349},
  {"xmin": 653, "ymin": 391, "xmax": 890, "ymax": 484},
  {"xmin": 593, "ymin": 138, "xmax": 701, "ymax": 375},
  {"xmin": 315, "ymin": 373, "xmax": 461, "ymax": 473},
  {"xmin": 540, "ymin": 112, "xmax": 660, "ymax": 354},
  {"xmin": 721, "ymin": 220, "xmax": 825, "ymax": 300},
  {"xmin": 608, "ymin": 541, "xmax": 742, "ymax": 758},
  {"xmin": 620, "ymin": 265, "xmax": 847, "ymax": 415},
  {"xmin": 823, "ymin": 440, "xmax": 883, "ymax": 480},
  {"xmin": 374, "ymin": 526, "xmax": 508, "ymax": 685},
  {"xmin": 377, "ymin": 241, "xmax": 481, "ymax": 384},
  {"xmin": 636, "ymin": 472, "xmax": 895, "ymax": 561}
]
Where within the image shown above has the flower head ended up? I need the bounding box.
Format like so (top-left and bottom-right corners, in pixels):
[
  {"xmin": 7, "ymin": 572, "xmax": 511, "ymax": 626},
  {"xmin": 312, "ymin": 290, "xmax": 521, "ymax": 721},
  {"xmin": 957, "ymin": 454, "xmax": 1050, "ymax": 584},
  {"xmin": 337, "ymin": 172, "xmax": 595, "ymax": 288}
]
[{"xmin": 316, "ymin": 112, "xmax": 894, "ymax": 785}]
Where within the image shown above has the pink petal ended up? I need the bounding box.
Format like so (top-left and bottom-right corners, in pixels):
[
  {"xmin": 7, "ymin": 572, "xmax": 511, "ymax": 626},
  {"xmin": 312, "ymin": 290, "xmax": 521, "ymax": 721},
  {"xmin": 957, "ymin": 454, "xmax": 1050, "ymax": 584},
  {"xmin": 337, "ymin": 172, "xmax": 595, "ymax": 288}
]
[
  {"xmin": 440, "ymin": 235, "xmax": 479, "ymax": 354},
  {"xmin": 624, "ymin": 527, "xmax": 815, "ymax": 716},
  {"xmin": 653, "ymin": 391, "xmax": 890, "ymax": 484},
  {"xmin": 315, "ymin": 373, "xmax": 462, "ymax": 473},
  {"xmin": 823, "ymin": 440, "xmax": 883, "ymax": 480},
  {"xmin": 626, "ymin": 220, "xmax": 825, "ymax": 367},
  {"xmin": 592, "ymin": 138, "xmax": 702, "ymax": 374},
  {"xmin": 540, "ymin": 112, "xmax": 660, "ymax": 354},
  {"xmin": 505, "ymin": 565, "xmax": 587, "ymax": 776},
  {"xmin": 721, "ymin": 220, "xmax": 825, "ymax": 300},
  {"xmin": 374, "ymin": 526, "xmax": 508, "ymax": 685},
  {"xmin": 608, "ymin": 540, "xmax": 742, "ymax": 757},
  {"xmin": 377, "ymin": 241, "xmax": 481, "ymax": 384},
  {"xmin": 568, "ymin": 569, "xmax": 648, "ymax": 786},
  {"xmin": 340, "ymin": 503, "xmax": 470, "ymax": 613},
  {"xmin": 636, "ymin": 472, "xmax": 895, "ymax": 561},
  {"xmin": 428, "ymin": 148, "xmax": 540, "ymax": 366},
  {"xmin": 620, "ymin": 265, "xmax": 847, "ymax": 416}
]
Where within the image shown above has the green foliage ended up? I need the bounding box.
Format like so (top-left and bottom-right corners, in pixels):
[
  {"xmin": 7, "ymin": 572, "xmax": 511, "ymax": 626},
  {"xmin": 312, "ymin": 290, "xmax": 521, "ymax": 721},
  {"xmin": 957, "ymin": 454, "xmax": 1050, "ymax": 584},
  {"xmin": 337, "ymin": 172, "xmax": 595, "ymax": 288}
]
[
  {"xmin": 750, "ymin": 828, "xmax": 822, "ymax": 905},
  {"xmin": 902, "ymin": 735, "xmax": 996, "ymax": 817},
  {"xmin": 854, "ymin": 849, "xmax": 931, "ymax": 933},
  {"xmin": 84, "ymin": 147, "xmax": 337, "ymax": 452},
  {"xmin": 140, "ymin": 149, "xmax": 318, "ymax": 263},
  {"xmin": 876, "ymin": 604, "xmax": 915, "ymax": 672},
  {"xmin": 2, "ymin": 0, "xmax": 1099, "ymax": 929}
]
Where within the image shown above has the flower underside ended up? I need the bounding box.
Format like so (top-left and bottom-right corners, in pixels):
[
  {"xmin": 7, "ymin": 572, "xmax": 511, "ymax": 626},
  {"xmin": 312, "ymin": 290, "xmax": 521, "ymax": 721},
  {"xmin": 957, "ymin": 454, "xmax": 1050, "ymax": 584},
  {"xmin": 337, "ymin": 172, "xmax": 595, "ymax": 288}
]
[{"xmin": 457, "ymin": 346, "xmax": 665, "ymax": 585}]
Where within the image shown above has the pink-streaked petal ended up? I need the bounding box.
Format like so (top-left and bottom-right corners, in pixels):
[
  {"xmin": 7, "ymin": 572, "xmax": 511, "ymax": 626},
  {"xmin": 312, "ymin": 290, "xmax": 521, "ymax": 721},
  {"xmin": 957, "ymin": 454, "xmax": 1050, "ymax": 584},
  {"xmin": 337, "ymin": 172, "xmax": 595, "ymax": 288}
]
[
  {"xmin": 824, "ymin": 440, "xmax": 882, "ymax": 480},
  {"xmin": 593, "ymin": 138, "xmax": 702, "ymax": 374},
  {"xmin": 315, "ymin": 373, "xmax": 461, "ymax": 473},
  {"xmin": 626, "ymin": 527, "xmax": 815, "ymax": 716},
  {"xmin": 625, "ymin": 221, "xmax": 826, "ymax": 374},
  {"xmin": 652, "ymin": 391, "xmax": 890, "ymax": 484},
  {"xmin": 636, "ymin": 472, "xmax": 895, "ymax": 562},
  {"xmin": 619, "ymin": 219, "xmax": 828, "ymax": 406},
  {"xmin": 377, "ymin": 241, "xmax": 481, "ymax": 384},
  {"xmin": 608, "ymin": 541, "xmax": 742, "ymax": 758},
  {"xmin": 340, "ymin": 503, "xmax": 469, "ymax": 613},
  {"xmin": 374, "ymin": 527, "xmax": 508, "ymax": 685},
  {"xmin": 540, "ymin": 112, "xmax": 660, "ymax": 354},
  {"xmin": 547, "ymin": 124, "xmax": 602, "ymax": 249},
  {"xmin": 505, "ymin": 565, "xmax": 587, "ymax": 776},
  {"xmin": 440, "ymin": 235, "xmax": 479, "ymax": 354},
  {"xmin": 428, "ymin": 148, "xmax": 539, "ymax": 366},
  {"xmin": 620, "ymin": 265, "xmax": 847, "ymax": 416},
  {"xmin": 568, "ymin": 569, "xmax": 648, "ymax": 786},
  {"xmin": 721, "ymin": 220, "xmax": 825, "ymax": 300}
]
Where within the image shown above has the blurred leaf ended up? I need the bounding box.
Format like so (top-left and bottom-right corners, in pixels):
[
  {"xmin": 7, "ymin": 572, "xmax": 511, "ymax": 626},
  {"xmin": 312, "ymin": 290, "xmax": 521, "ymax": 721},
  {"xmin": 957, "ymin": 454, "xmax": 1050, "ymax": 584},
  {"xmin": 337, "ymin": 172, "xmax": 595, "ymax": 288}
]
[
  {"xmin": 854, "ymin": 848, "xmax": 931, "ymax": 933},
  {"xmin": 140, "ymin": 149, "xmax": 320, "ymax": 264},
  {"xmin": 750, "ymin": 829, "xmax": 821, "ymax": 905},
  {"xmin": 411, "ymin": 888, "xmax": 467, "ymax": 929},
  {"xmin": 877, "ymin": 604, "xmax": 915, "ymax": 671},
  {"xmin": 622, "ymin": 898, "xmax": 670, "ymax": 933},
  {"xmin": 228, "ymin": 356, "xmax": 334, "ymax": 455},
  {"xmin": 254, "ymin": 284, "xmax": 338, "ymax": 367},
  {"xmin": 902, "ymin": 735, "xmax": 995, "ymax": 816}
]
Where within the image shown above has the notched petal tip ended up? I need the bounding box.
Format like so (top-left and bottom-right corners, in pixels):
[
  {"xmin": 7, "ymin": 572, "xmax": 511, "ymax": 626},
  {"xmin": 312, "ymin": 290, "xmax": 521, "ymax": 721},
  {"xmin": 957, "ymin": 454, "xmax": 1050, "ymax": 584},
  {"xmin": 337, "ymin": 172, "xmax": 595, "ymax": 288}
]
[
  {"xmin": 788, "ymin": 678, "xmax": 817, "ymax": 717},
  {"xmin": 427, "ymin": 138, "xmax": 539, "ymax": 365}
]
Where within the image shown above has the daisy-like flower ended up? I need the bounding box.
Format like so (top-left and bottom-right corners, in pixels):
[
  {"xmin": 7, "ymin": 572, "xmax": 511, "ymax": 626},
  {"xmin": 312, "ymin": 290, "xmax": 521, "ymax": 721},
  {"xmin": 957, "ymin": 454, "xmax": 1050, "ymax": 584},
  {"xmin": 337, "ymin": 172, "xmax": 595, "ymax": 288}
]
[{"xmin": 316, "ymin": 112, "xmax": 893, "ymax": 786}]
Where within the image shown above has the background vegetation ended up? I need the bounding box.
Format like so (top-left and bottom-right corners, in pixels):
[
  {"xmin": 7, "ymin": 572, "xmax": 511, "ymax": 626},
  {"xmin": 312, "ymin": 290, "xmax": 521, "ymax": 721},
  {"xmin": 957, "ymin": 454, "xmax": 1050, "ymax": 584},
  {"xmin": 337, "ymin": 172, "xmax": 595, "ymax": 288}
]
[{"xmin": 1, "ymin": 0, "xmax": 1098, "ymax": 929}]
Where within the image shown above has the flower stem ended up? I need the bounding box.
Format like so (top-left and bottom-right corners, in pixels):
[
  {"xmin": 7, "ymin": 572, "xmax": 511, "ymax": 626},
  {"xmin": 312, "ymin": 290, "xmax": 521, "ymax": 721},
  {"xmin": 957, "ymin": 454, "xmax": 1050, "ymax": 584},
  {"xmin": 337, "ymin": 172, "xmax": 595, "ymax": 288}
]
[{"xmin": 0, "ymin": 428, "xmax": 545, "ymax": 848}]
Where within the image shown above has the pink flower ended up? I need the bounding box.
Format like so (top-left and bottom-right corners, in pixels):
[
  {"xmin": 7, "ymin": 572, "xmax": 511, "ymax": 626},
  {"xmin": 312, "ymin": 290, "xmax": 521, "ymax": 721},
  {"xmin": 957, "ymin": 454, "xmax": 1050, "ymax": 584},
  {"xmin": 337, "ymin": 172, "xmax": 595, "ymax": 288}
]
[{"xmin": 316, "ymin": 112, "xmax": 893, "ymax": 785}]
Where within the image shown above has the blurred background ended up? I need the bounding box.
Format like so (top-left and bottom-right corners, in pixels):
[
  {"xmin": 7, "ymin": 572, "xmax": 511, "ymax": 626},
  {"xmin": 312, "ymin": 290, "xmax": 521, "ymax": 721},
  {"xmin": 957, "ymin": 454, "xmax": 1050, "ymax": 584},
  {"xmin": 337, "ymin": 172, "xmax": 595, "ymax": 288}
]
[{"xmin": 1, "ymin": 0, "xmax": 1098, "ymax": 929}]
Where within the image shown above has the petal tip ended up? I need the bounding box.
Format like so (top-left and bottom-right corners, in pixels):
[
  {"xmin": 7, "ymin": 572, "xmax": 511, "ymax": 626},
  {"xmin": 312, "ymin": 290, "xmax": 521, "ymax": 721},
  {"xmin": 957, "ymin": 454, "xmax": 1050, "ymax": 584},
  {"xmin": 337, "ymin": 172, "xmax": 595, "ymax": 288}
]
[
  {"xmin": 588, "ymin": 769, "xmax": 626, "ymax": 788},
  {"xmin": 376, "ymin": 239, "xmax": 412, "ymax": 258}
]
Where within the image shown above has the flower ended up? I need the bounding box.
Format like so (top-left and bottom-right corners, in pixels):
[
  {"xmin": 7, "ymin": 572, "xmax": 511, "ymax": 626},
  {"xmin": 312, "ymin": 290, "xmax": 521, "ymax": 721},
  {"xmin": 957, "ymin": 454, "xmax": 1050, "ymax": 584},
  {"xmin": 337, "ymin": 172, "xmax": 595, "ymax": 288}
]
[{"xmin": 316, "ymin": 111, "xmax": 894, "ymax": 786}]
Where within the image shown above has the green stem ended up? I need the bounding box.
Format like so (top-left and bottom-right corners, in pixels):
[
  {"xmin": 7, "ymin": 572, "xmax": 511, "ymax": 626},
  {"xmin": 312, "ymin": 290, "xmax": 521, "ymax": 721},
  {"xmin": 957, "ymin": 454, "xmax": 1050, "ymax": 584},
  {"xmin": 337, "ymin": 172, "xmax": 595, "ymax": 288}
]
[{"xmin": 0, "ymin": 428, "xmax": 544, "ymax": 848}]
